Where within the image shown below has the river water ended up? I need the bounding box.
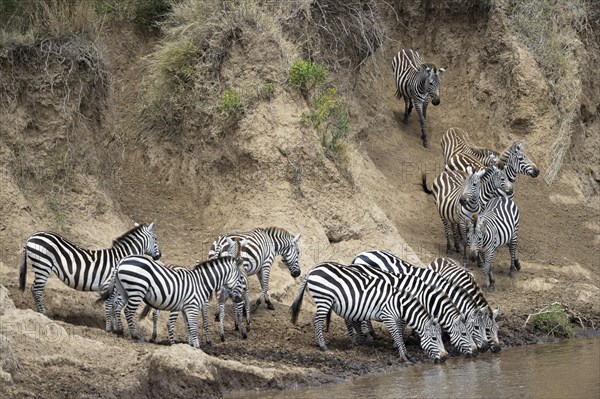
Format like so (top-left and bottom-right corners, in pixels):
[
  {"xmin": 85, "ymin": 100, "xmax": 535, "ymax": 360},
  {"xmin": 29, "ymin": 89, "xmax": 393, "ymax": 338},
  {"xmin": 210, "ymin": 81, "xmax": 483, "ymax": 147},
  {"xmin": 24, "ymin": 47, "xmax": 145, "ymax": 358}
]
[{"xmin": 225, "ymin": 338, "xmax": 600, "ymax": 399}]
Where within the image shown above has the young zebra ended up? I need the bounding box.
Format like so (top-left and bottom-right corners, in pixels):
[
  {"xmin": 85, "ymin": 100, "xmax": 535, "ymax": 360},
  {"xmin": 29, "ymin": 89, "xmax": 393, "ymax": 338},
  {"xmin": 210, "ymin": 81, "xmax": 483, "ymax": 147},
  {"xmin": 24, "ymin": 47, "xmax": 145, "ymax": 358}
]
[
  {"xmin": 99, "ymin": 244, "xmax": 247, "ymax": 348},
  {"xmin": 291, "ymin": 262, "xmax": 449, "ymax": 363},
  {"xmin": 428, "ymin": 257, "xmax": 501, "ymax": 352},
  {"xmin": 346, "ymin": 263, "xmax": 478, "ymax": 357},
  {"xmin": 19, "ymin": 222, "xmax": 161, "ymax": 315},
  {"xmin": 208, "ymin": 227, "xmax": 301, "ymax": 328},
  {"xmin": 392, "ymin": 49, "xmax": 446, "ymax": 148},
  {"xmin": 351, "ymin": 250, "xmax": 489, "ymax": 353},
  {"xmin": 467, "ymin": 196, "xmax": 521, "ymax": 292},
  {"xmin": 422, "ymin": 164, "xmax": 512, "ymax": 256}
]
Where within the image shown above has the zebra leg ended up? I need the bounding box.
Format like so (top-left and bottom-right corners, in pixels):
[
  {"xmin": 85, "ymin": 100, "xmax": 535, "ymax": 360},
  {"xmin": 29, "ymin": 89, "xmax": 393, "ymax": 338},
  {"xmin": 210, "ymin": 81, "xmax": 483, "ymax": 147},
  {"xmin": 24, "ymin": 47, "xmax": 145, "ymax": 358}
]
[
  {"xmin": 442, "ymin": 220, "xmax": 454, "ymax": 254},
  {"xmin": 256, "ymin": 268, "xmax": 274, "ymax": 310},
  {"xmin": 31, "ymin": 269, "xmax": 51, "ymax": 314},
  {"xmin": 124, "ymin": 299, "xmax": 143, "ymax": 343},
  {"xmin": 150, "ymin": 309, "xmax": 160, "ymax": 343},
  {"xmin": 509, "ymin": 236, "xmax": 521, "ymax": 277},
  {"xmin": 451, "ymin": 223, "xmax": 462, "ymax": 254},
  {"xmin": 403, "ymin": 96, "xmax": 413, "ymax": 124},
  {"xmin": 244, "ymin": 286, "xmax": 251, "ymax": 329},
  {"xmin": 219, "ymin": 303, "xmax": 226, "ymax": 343},
  {"xmin": 482, "ymin": 251, "xmax": 495, "ymax": 292},
  {"xmin": 314, "ymin": 304, "xmax": 331, "ymax": 351},
  {"xmin": 415, "ymin": 102, "xmax": 428, "ymax": 148},
  {"xmin": 214, "ymin": 288, "xmax": 226, "ymax": 322},
  {"xmin": 201, "ymin": 302, "xmax": 212, "ymax": 346},
  {"xmin": 362, "ymin": 320, "xmax": 377, "ymax": 340},
  {"xmin": 104, "ymin": 291, "xmax": 115, "ymax": 333},
  {"xmin": 233, "ymin": 300, "xmax": 247, "ymax": 339},
  {"xmin": 111, "ymin": 295, "xmax": 125, "ymax": 336},
  {"xmin": 166, "ymin": 311, "xmax": 179, "ymax": 345},
  {"xmin": 183, "ymin": 308, "xmax": 200, "ymax": 349},
  {"xmin": 382, "ymin": 316, "xmax": 411, "ymax": 363},
  {"xmin": 345, "ymin": 320, "xmax": 359, "ymax": 345}
]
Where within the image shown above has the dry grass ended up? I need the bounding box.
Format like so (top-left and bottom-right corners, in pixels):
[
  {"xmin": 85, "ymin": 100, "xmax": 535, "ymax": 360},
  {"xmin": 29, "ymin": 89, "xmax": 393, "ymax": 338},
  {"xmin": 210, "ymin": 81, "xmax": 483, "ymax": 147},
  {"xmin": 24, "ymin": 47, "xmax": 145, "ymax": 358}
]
[{"xmin": 508, "ymin": 0, "xmax": 590, "ymax": 184}]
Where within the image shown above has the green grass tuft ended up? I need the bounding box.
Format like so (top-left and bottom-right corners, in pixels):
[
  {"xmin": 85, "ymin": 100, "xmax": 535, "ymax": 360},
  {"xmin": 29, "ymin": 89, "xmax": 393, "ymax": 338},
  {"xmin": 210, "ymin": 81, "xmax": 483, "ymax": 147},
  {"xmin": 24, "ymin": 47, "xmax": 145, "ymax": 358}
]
[{"xmin": 528, "ymin": 303, "xmax": 575, "ymax": 338}]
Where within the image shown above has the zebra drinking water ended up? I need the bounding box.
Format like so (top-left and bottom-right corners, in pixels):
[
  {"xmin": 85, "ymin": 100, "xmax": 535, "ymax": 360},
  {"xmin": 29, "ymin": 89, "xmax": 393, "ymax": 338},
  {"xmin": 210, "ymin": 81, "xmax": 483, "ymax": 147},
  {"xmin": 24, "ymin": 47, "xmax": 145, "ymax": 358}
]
[
  {"xmin": 466, "ymin": 196, "xmax": 521, "ymax": 293},
  {"xmin": 351, "ymin": 250, "xmax": 489, "ymax": 352},
  {"xmin": 428, "ymin": 257, "xmax": 501, "ymax": 352},
  {"xmin": 346, "ymin": 263, "xmax": 478, "ymax": 357},
  {"xmin": 208, "ymin": 227, "xmax": 301, "ymax": 334},
  {"xmin": 99, "ymin": 238, "xmax": 247, "ymax": 348},
  {"xmin": 19, "ymin": 222, "xmax": 161, "ymax": 315},
  {"xmin": 291, "ymin": 262, "xmax": 448, "ymax": 363},
  {"xmin": 392, "ymin": 49, "xmax": 446, "ymax": 148}
]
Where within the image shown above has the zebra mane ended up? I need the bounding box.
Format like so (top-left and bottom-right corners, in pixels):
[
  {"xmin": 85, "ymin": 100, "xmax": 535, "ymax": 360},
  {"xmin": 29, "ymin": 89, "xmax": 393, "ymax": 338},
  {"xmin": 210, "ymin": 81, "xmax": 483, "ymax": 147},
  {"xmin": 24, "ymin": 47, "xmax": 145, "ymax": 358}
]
[
  {"xmin": 112, "ymin": 224, "xmax": 145, "ymax": 245},
  {"xmin": 470, "ymin": 146, "xmax": 499, "ymax": 158},
  {"xmin": 263, "ymin": 226, "xmax": 292, "ymax": 238}
]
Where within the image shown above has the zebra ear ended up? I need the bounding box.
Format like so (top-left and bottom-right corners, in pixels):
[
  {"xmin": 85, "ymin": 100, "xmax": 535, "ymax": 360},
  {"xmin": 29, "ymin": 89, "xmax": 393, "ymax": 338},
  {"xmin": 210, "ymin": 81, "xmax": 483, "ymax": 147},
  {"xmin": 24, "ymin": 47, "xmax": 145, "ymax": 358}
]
[
  {"xmin": 293, "ymin": 233, "xmax": 301, "ymax": 243},
  {"xmin": 240, "ymin": 238, "xmax": 249, "ymax": 250},
  {"xmin": 133, "ymin": 220, "xmax": 140, "ymax": 227},
  {"xmin": 439, "ymin": 67, "xmax": 446, "ymax": 73},
  {"xmin": 493, "ymin": 306, "xmax": 500, "ymax": 320},
  {"xmin": 148, "ymin": 221, "xmax": 156, "ymax": 231}
]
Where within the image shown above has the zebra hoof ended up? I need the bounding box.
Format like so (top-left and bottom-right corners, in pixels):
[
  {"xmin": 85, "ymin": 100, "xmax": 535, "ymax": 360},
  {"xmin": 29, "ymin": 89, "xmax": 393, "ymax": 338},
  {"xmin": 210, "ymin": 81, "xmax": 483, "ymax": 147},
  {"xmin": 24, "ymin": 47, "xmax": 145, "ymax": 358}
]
[
  {"xmin": 133, "ymin": 337, "xmax": 144, "ymax": 344},
  {"xmin": 115, "ymin": 329, "xmax": 124, "ymax": 337},
  {"xmin": 220, "ymin": 334, "xmax": 225, "ymax": 343},
  {"xmin": 422, "ymin": 141, "xmax": 429, "ymax": 149},
  {"xmin": 514, "ymin": 259, "xmax": 521, "ymax": 271},
  {"xmin": 242, "ymin": 332, "xmax": 248, "ymax": 340},
  {"xmin": 509, "ymin": 269, "xmax": 518, "ymax": 278},
  {"xmin": 267, "ymin": 302, "xmax": 275, "ymax": 310}
]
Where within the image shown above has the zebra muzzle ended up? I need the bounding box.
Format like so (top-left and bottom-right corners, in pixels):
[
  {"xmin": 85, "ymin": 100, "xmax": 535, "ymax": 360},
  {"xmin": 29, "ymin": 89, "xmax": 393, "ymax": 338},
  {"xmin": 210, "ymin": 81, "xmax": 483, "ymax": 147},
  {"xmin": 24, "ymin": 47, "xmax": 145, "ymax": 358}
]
[{"xmin": 432, "ymin": 98, "xmax": 440, "ymax": 106}]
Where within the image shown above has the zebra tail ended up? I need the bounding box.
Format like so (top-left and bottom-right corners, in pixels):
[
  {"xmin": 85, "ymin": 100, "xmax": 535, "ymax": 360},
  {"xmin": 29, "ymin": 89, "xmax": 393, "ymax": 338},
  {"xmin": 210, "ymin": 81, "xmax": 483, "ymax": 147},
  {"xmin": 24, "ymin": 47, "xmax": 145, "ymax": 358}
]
[
  {"xmin": 139, "ymin": 304, "xmax": 152, "ymax": 320},
  {"xmin": 421, "ymin": 173, "xmax": 434, "ymax": 195},
  {"xmin": 96, "ymin": 276, "xmax": 116, "ymax": 303},
  {"xmin": 19, "ymin": 245, "xmax": 28, "ymax": 292},
  {"xmin": 291, "ymin": 276, "xmax": 308, "ymax": 325},
  {"xmin": 324, "ymin": 308, "xmax": 333, "ymax": 333}
]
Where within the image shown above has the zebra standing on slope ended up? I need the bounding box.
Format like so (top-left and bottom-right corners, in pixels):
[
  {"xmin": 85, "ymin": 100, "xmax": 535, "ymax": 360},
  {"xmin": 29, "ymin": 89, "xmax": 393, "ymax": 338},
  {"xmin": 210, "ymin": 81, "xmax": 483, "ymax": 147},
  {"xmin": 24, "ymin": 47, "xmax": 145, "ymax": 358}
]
[
  {"xmin": 351, "ymin": 250, "xmax": 489, "ymax": 352},
  {"xmin": 422, "ymin": 164, "xmax": 512, "ymax": 255},
  {"xmin": 100, "ymin": 239, "xmax": 247, "ymax": 348},
  {"xmin": 428, "ymin": 257, "xmax": 501, "ymax": 352},
  {"xmin": 346, "ymin": 263, "xmax": 478, "ymax": 357},
  {"xmin": 19, "ymin": 222, "xmax": 161, "ymax": 315},
  {"xmin": 291, "ymin": 262, "xmax": 448, "ymax": 363},
  {"xmin": 467, "ymin": 196, "xmax": 521, "ymax": 292},
  {"xmin": 208, "ymin": 227, "xmax": 301, "ymax": 331},
  {"xmin": 392, "ymin": 49, "xmax": 446, "ymax": 148}
]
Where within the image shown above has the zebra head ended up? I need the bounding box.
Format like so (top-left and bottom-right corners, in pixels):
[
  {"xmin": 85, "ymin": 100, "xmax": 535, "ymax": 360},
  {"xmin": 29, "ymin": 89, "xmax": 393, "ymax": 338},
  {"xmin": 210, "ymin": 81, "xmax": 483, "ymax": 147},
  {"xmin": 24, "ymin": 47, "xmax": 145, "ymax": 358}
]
[
  {"xmin": 419, "ymin": 321, "xmax": 449, "ymax": 364},
  {"xmin": 459, "ymin": 167, "xmax": 485, "ymax": 208},
  {"xmin": 466, "ymin": 307, "xmax": 490, "ymax": 353},
  {"xmin": 467, "ymin": 214, "xmax": 486, "ymax": 262},
  {"xmin": 422, "ymin": 64, "xmax": 445, "ymax": 106},
  {"xmin": 511, "ymin": 142, "xmax": 540, "ymax": 178},
  {"xmin": 489, "ymin": 306, "xmax": 502, "ymax": 352},
  {"xmin": 281, "ymin": 233, "xmax": 301, "ymax": 278},
  {"xmin": 484, "ymin": 162, "xmax": 514, "ymax": 198},
  {"xmin": 133, "ymin": 221, "xmax": 161, "ymax": 260},
  {"xmin": 449, "ymin": 315, "xmax": 478, "ymax": 357}
]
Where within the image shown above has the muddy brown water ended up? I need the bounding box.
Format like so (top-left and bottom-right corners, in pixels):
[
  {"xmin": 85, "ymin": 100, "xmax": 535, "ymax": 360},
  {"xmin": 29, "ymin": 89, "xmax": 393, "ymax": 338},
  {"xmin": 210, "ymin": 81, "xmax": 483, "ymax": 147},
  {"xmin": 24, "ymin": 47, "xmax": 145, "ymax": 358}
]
[{"xmin": 225, "ymin": 338, "xmax": 600, "ymax": 399}]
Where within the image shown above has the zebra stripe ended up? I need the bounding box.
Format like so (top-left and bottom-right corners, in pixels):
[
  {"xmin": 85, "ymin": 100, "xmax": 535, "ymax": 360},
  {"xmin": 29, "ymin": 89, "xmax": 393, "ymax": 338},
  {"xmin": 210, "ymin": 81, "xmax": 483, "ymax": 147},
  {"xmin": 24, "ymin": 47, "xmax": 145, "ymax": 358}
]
[
  {"xmin": 208, "ymin": 227, "xmax": 301, "ymax": 330},
  {"xmin": 101, "ymin": 250, "xmax": 247, "ymax": 348},
  {"xmin": 392, "ymin": 49, "xmax": 446, "ymax": 148},
  {"xmin": 19, "ymin": 222, "xmax": 161, "ymax": 315},
  {"xmin": 428, "ymin": 257, "xmax": 501, "ymax": 352},
  {"xmin": 347, "ymin": 263, "xmax": 478, "ymax": 357},
  {"xmin": 351, "ymin": 250, "xmax": 489, "ymax": 352},
  {"xmin": 291, "ymin": 262, "xmax": 448, "ymax": 363},
  {"xmin": 467, "ymin": 196, "xmax": 521, "ymax": 293}
]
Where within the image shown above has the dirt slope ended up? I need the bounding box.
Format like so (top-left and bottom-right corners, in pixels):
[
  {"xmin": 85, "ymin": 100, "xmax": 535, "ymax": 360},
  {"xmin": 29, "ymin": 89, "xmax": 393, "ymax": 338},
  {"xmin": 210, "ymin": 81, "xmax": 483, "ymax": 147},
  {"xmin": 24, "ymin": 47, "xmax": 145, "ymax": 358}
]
[{"xmin": 0, "ymin": 1, "xmax": 599, "ymax": 398}]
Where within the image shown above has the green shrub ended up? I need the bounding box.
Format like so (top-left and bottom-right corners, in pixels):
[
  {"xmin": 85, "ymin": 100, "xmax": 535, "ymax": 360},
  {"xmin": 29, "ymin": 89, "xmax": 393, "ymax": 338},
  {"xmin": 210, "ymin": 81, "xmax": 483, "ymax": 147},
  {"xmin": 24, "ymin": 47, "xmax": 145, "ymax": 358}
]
[
  {"xmin": 528, "ymin": 303, "xmax": 575, "ymax": 338},
  {"xmin": 289, "ymin": 60, "xmax": 327, "ymax": 94},
  {"xmin": 256, "ymin": 82, "xmax": 276, "ymax": 101},
  {"xmin": 218, "ymin": 89, "xmax": 244, "ymax": 118}
]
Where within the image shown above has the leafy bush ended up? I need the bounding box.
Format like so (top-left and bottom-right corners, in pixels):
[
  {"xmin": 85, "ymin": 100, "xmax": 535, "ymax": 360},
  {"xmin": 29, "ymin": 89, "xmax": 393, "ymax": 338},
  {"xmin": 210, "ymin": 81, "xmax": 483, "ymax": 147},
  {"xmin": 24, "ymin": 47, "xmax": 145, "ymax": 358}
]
[
  {"xmin": 289, "ymin": 60, "xmax": 327, "ymax": 95},
  {"xmin": 218, "ymin": 89, "xmax": 244, "ymax": 118},
  {"xmin": 527, "ymin": 303, "xmax": 575, "ymax": 338}
]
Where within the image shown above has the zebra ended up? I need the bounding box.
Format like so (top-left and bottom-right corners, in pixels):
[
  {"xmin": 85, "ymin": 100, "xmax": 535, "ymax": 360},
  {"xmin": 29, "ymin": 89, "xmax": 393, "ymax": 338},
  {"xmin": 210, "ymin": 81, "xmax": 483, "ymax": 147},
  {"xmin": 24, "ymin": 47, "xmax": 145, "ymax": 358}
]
[
  {"xmin": 19, "ymin": 221, "xmax": 161, "ymax": 315},
  {"xmin": 392, "ymin": 49, "xmax": 446, "ymax": 148},
  {"xmin": 428, "ymin": 257, "xmax": 501, "ymax": 352},
  {"xmin": 466, "ymin": 196, "xmax": 521, "ymax": 292},
  {"xmin": 346, "ymin": 263, "xmax": 478, "ymax": 357},
  {"xmin": 208, "ymin": 227, "xmax": 301, "ymax": 331},
  {"xmin": 422, "ymin": 164, "xmax": 512, "ymax": 256},
  {"xmin": 290, "ymin": 262, "xmax": 449, "ymax": 363},
  {"xmin": 99, "ymin": 238, "xmax": 247, "ymax": 348},
  {"xmin": 351, "ymin": 250, "xmax": 489, "ymax": 352},
  {"xmin": 442, "ymin": 128, "xmax": 539, "ymax": 197}
]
